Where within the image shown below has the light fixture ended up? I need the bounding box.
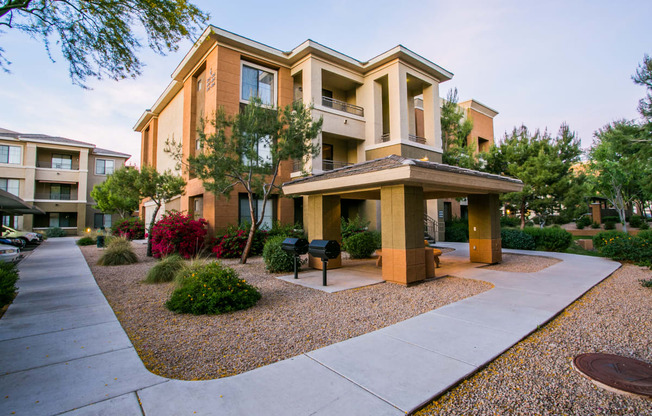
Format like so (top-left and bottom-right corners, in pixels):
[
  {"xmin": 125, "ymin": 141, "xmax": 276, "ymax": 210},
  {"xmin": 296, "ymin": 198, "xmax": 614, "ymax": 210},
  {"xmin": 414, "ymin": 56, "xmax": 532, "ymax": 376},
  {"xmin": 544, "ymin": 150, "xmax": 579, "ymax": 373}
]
[
  {"xmin": 506, "ymin": 209, "xmax": 511, "ymax": 215},
  {"xmin": 420, "ymin": 156, "xmax": 429, "ymax": 161}
]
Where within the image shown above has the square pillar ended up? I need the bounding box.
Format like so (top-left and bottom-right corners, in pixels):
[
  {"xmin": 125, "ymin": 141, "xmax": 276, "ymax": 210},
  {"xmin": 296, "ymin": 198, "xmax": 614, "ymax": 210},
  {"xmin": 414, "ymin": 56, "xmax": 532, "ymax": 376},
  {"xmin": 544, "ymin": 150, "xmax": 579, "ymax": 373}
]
[
  {"xmin": 590, "ymin": 203, "xmax": 601, "ymax": 224},
  {"xmin": 307, "ymin": 194, "xmax": 341, "ymax": 270},
  {"xmin": 468, "ymin": 194, "xmax": 502, "ymax": 264},
  {"xmin": 381, "ymin": 185, "xmax": 426, "ymax": 285}
]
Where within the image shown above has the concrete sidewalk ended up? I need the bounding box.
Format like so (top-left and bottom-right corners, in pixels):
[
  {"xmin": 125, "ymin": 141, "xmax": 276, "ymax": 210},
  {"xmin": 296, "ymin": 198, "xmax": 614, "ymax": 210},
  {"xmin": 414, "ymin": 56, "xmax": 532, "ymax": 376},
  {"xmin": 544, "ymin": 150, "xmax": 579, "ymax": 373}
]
[{"xmin": 0, "ymin": 239, "xmax": 620, "ymax": 415}]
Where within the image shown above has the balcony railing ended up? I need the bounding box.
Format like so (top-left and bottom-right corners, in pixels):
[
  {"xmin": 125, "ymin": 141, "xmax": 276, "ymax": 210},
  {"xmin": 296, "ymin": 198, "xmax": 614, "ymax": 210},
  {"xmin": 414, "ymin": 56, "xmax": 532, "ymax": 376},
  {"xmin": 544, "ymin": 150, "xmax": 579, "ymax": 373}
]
[
  {"xmin": 34, "ymin": 191, "xmax": 79, "ymax": 200},
  {"xmin": 36, "ymin": 161, "xmax": 79, "ymax": 170},
  {"xmin": 408, "ymin": 134, "xmax": 426, "ymax": 144},
  {"xmin": 322, "ymin": 159, "xmax": 352, "ymax": 171},
  {"xmin": 321, "ymin": 96, "xmax": 364, "ymax": 117},
  {"xmin": 378, "ymin": 133, "xmax": 390, "ymax": 143}
]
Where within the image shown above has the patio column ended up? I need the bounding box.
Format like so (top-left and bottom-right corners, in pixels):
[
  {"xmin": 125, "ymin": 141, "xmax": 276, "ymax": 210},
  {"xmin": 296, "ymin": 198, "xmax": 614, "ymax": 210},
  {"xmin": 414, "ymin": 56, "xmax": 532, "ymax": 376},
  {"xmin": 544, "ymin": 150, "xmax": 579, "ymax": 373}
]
[
  {"xmin": 468, "ymin": 194, "xmax": 502, "ymax": 264},
  {"xmin": 380, "ymin": 185, "xmax": 426, "ymax": 285},
  {"xmin": 307, "ymin": 194, "xmax": 342, "ymax": 270}
]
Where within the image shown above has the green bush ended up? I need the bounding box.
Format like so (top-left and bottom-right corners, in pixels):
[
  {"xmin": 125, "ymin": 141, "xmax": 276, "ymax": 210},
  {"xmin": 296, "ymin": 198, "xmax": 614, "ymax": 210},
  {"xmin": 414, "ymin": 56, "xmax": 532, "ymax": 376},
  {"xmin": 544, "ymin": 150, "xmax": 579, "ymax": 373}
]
[
  {"xmin": 602, "ymin": 215, "xmax": 620, "ymax": 224},
  {"xmin": 591, "ymin": 221, "xmax": 601, "ymax": 229},
  {"xmin": 594, "ymin": 232, "xmax": 652, "ymax": 267},
  {"xmin": 592, "ymin": 231, "xmax": 628, "ymax": 250},
  {"xmin": 343, "ymin": 231, "xmax": 380, "ymax": 259},
  {"xmin": 640, "ymin": 222, "xmax": 650, "ymax": 230},
  {"xmin": 629, "ymin": 215, "xmax": 644, "ymax": 228},
  {"xmin": 576, "ymin": 216, "xmax": 592, "ymax": 229},
  {"xmin": 640, "ymin": 278, "xmax": 652, "ymax": 288},
  {"xmin": 262, "ymin": 235, "xmax": 299, "ymax": 273},
  {"xmin": 98, "ymin": 236, "xmax": 138, "ymax": 266},
  {"xmin": 523, "ymin": 226, "xmax": 573, "ymax": 252},
  {"xmin": 638, "ymin": 230, "xmax": 652, "ymax": 243},
  {"xmin": 341, "ymin": 215, "xmax": 370, "ymax": 239},
  {"xmin": 604, "ymin": 220, "xmax": 616, "ymax": 230},
  {"xmin": 267, "ymin": 221, "xmax": 305, "ymax": 239},
  {"xmin": 501, "ymin": 229, "xmax": 536, "ymax": 250},
  {"xmin": 166, "ymin": 262, "xmax": 261, "ymax": 315},
  {"xmin": 111, "ymin": 217, "xmax": 145, "ymax": 240},
  {"xmin": 145, "ymin": 254, "xmax": 185, "ymax": 283},
  {"xmin": 0, "ymin": 262, "xmax": 19, "ymax": 307},
  {"xmin": 500, "ymin": 216, "xmax": 520, "ymax": 228},
  {"xmin": 445, "ymin": 217, "xmax": 469, "ymax": 242},
  {"xmin": 76, "ymin": 236, "xmax": 96, "ymax": 246},
  {"xmin": 46, "ymin": 227, "xmax": 67, "ymax": 237}
]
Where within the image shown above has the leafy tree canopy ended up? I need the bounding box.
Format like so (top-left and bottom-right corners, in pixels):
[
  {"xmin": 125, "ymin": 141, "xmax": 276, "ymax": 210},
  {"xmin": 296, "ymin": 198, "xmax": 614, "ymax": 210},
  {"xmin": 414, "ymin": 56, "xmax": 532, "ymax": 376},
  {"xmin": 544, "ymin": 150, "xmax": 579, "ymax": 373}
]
[
  {"xmin": 440, "ymin": 88, "xmax": 476, "ymax": 168},
  {"xmin": 0, "ymin": 0, "xmax": 208, "ymax": 87},
  {"xmin": 90, "ymin": 166, "xmax": 140, "ymax": 219},
  {"xmin": 633, "ymin": 54, "xmax": 652, "ymax": 122}
]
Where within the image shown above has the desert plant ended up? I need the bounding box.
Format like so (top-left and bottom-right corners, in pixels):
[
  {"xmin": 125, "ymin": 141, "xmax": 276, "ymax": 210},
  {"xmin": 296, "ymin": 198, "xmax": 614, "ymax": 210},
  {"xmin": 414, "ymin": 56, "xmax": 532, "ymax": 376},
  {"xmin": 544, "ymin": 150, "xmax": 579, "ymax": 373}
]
[
  {"xmin": 46, "ymin": 227, "xmax": 67, "ymax": 237},
  {"xmin": 144, "ymin": 254, "xmax": 185, "ymax": 283},
  {"xmin": 523, "ymin": 226, "xmax": 573, "ymax": 252},
  {"xmin": 262, "ymin": 235, "xmax": 302, "ymax": 273},
  {"xmin": 640, "ymin": 278, "xmax": 652, "ymax": 288},
  {"xmin": 166, "ymin": 262, "xmax": 261, "ymax": 315},
  {"xmin": 76, "ymin": 236, "xmax": 96, "ymax": 246},
  {"xmin": 98, "ymin": 236, "xmax": 138, "ymax": 266},
  {"xmin": 343, "ymin": 231, "xmax": 380, "ymax": 259},
  {"xmin": 0, "ymin": 262, "xmax": 19, "ymax": 307},
  {"xmin": 501, "ymin": 229, "xmax": 536, "ymax": 250},
  {"xmin": 151, "ymin": 211, "xmax": 208, "ymax": 259},
  {"xmin": 111, "ymin": 217, "xmax": 145, "ymax": 240}
]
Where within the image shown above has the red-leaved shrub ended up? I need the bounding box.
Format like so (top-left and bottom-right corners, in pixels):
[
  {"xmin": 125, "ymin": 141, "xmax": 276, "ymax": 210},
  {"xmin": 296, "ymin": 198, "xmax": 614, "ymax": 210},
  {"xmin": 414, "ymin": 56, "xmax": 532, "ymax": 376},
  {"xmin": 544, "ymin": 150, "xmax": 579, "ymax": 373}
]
[
  {"xmin": 111, "ymin": 217, "xmax": 145, "ymax": 240},
  {"xmin": 212, "ymin": 226, "xmax": 267, "ymax": 258},
  {"xmin": 151, "ymin": 211, "xmax": 208, "ymax": 259}
]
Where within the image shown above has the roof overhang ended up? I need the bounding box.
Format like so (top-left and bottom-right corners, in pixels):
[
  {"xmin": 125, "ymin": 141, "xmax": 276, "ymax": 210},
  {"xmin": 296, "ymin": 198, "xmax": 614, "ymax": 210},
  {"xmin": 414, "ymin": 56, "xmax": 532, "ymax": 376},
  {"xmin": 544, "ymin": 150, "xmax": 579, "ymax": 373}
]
[{"xmin": 0, "ymin": 190, "xmax": 45, "ymax": 215}]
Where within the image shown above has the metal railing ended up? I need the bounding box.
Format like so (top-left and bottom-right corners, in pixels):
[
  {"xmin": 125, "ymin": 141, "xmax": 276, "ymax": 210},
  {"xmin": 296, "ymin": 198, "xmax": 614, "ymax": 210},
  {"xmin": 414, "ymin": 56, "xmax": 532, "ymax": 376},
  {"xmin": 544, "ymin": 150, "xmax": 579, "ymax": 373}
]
[
  {"xmin": 424, "ymin": 214, "xmax": 438, "ymax": 242},
  {"xmin": 321, "ymin": 96, "xmax": 364, "ymax": 117},
  {"xmin": 408, "ymin": 134, "xmax": 427, "ymax": 144},
  {"xmin": 378, "ymin": 133, "xmax": 390, "ymax": 143},
  {"xmin": 34, "ymin": 191, "xmax": 79, "ymax": 200},
  {"xmin": 322, "ymin": 159, "xmax": 352, "ymax": 171},
  {"xmin": 36, "ymin": 161, "xmax": 80, "ymax": 170}
]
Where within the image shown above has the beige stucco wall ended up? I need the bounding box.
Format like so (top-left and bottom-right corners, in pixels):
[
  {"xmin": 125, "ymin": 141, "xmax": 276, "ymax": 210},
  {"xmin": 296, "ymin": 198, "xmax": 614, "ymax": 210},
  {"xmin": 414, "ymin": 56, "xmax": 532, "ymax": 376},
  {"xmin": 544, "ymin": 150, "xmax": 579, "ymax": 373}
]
[{"xmin": 156, "ymin": 91, "xmax": 184, "ymax": 173}]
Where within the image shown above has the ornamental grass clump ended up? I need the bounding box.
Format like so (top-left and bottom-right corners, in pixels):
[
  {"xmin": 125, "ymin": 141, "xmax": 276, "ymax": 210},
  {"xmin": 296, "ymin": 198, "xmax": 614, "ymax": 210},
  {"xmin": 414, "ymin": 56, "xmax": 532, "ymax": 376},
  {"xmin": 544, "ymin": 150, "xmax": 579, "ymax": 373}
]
[
  {"xmin": 98, "ymin": 236, "xmax": 138, "ymax": 266},
  {"xmin": 144, "ymin": 254, "xmax": 185, "ymax": 283},
  {"xmin": 166, "ymin": 262, "xmax": 261, "ymax": 315},
  {"xmin": 76, "ymin": 236, "xmax": 96, "ymax": 246}
]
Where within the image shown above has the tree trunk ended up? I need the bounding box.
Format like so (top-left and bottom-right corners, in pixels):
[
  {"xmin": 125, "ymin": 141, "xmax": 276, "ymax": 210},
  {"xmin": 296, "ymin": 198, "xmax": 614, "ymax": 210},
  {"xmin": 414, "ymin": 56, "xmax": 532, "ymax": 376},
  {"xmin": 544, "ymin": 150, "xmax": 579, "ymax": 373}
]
[
  {"xmin": 520, "ymin": 200, "xmax": 526, "ymax": 229},
  {"xmin": 146, "ymin": 205, "xmax": 160, "ymax": 257},
  {"xmin": 240, "ymin": 222, "xmax": 257, "ymax": 264}
]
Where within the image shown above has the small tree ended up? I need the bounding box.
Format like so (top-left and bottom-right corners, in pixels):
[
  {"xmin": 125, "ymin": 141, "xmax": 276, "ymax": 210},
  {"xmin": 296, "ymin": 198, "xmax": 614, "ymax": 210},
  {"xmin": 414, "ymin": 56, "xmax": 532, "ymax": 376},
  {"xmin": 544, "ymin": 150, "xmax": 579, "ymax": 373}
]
[
  {"xmin": 91, "ymin": 167, "xmax": 141, "ymax": 219},
  {"xmin": 168, "ymin": 98, "xmax": 322, "ymax": 264},
  {"xmin": 440, "ymin": 88, "xmax": 476, "ymax": 168},
  {"xmin": 137, "ymin": 166, "xmax": 186, "ymax": 257}
]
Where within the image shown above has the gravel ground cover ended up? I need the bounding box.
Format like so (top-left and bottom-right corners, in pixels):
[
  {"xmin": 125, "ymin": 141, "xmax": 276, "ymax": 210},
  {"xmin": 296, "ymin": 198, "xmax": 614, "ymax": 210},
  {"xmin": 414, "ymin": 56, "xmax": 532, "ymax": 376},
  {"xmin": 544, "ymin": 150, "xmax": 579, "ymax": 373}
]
[
  {"xmin": 81, "ymin": 243, "xmax": 493, "ymax": 380},
  {"xmin": 484, "ymin": 253, "xmax": 561, "ymax": 273},
  {"xmin": 417, "ymin": 263, "xmax": 652, "ymax": 416}
]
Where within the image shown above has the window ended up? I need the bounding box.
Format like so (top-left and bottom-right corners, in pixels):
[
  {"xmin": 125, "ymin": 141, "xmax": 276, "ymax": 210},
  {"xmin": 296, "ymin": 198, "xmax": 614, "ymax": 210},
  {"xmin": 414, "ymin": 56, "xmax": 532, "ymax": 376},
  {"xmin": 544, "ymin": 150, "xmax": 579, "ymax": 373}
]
[
  {"xmin": 241, "ymin": 62, "xmax": 276, "ymax": 106},
  {"xmin": 46, "ymin": 212, "xmax": 77, "ymax": 228},
  {"xmin": 94, "ymin": 213, "xmax": 112, "ymax": 229},
  {"xmin": 52, "ymin": 154, "xmax": 72, "ymax": 170},
  {"xmin": 0, "ymin": 145, "xmax": 21, "ymax": 164},
  {"xmin": 238, "ymin": 193, "xmax": 275, "ymax": 230},
  {"xmin": 95, "ymin": 159, "xmax": 115, "ymax": 175},
  {"xmin": 50, "ymin": 184, "xmax": 71, "ymax": 200},
  {"xmin": 241, "ymin": 138, "xmax": 273, "ymax": 167},
  {"xmin": 0, "ymin": 179, "xmax": 19, "ymax": 196}
]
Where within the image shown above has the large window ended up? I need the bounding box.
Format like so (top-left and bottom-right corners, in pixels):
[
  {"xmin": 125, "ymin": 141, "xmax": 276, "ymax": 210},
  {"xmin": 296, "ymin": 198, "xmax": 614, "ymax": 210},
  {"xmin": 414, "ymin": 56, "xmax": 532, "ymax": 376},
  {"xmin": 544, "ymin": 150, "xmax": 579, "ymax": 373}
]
[
  {"xmin": 52, "ymin": 154, "xmax": 72, "ymax": 170},
  {"xmin": 0, "ymin": 178, "xmax": 19, "ymax": 196},
  {"xmin": 36, "ymin": 212, "xmax": 77, "ymax": 228},
  {"xmin": 50, "ymin": 184, "xmax": 71, "ymax": 200},
  {"xmin": 95, "ymin": 159, "xmax": 115, "ymax": 175},
  {"xmin": 0, "ymin": 145, "xmax": 21, "ymax": 164},
  {"xmin": 94, "ymin": 213, "xmax": 112, "ymax": 229},
  {"xmin": 238, "ymin": 193, "xmax": 275, "ymax": 230},
  {"xmin": 241, "ymin": 62, "xmax": 276, "ymax": 106}
]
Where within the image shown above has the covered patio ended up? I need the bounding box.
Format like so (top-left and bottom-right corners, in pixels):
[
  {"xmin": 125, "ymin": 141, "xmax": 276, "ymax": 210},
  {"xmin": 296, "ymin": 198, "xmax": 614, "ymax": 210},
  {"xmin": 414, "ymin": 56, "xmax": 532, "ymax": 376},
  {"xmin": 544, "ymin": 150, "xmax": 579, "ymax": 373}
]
[{"xmin": 282, "ymin": 155, "xmax": 523, "ymax": 285}]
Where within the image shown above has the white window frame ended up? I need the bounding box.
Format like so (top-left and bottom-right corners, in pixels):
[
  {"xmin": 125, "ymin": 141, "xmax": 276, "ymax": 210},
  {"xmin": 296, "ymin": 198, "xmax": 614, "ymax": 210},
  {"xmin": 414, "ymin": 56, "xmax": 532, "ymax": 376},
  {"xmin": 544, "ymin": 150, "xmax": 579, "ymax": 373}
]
[
  {"xmin": 51, "ymin": 154, "xmax": 73, "ymax": 170},
  {"xmin": 240, "ymin": 61, "xmax": 277, "ymax": 107},
  {"xmin": 0, "ymin": 145, "xmax": 22, "ymax": 165},
  {"xmin": 95, "ymin": 159, "xmax": 115, "ymax": 175}
]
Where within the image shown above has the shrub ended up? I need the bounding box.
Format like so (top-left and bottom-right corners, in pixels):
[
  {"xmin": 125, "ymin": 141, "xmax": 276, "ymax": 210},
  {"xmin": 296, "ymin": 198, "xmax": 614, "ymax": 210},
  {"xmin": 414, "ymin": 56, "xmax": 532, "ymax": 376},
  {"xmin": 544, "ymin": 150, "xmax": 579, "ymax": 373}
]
[
  {"xmin": 111, "ymin": 217, "xmax": 145, "ymax": 240},
  {"xmin": 596, "ymin": 233, "xmax": 652, "ymax": 267},
  {"xmin": 0, "ymin": 262, "xmax": 19, "ymax": 307},
  {"xmin": 640, "ymin": 278, "xmax": 652, "ymax": 288},
  {"xmin": 592, "ymin": 231, "xmax": 627, "ymax": 250},
  {"xmin": 576, "ymin": 216, "xmax": 592, "ymax": 229},
  {"xmin": 151, "ymin": 211, "xmax": 208, "ymax": 259},
  {"xmin": 500, "ymin": 216, "xmax": 520, "ymax": 228},
  {"xmin": 591, "ymin": 221, "xmax": 601, "ymax": 229},
  {"xmin": 501, "ymin": 229, "xmax": 536, "ymax": 250},
  {"xmin": 445, "ymin": 217, "xmax": 469, "ymax": 242},
  {"xmin": 628, "ymin": 215, "xmax": 644, "ymax": 228},
  {"xmin": 343, "ymin": 231, "xmax": 381, "ymax": 259},
  {"xmin": 267, "ymin": 221, "xmax": 305, "ymax": 239},
  {"xmin": 638, "ymin": 230, "xmax": 652, "ymax": 243},
  {"xmin": 604, "ymin": 220, "xmax": 616, "ymax": 230},
  {"xmin": 640, "ymin": 222, "xmax": 650, "ymax": 230},
  {"xmin": 46, "ymin": 227, "xmax": 67, "ymax": 238},
  {"xmin": 262, "ymin": 235, "xmax": 299, "ymax": 273},
  {"xmin": 166, "ymin": 262, "xmax": 261, "ymax": 315},
  {"xmin": 212, "ymin": 226, "xmax": 267, "ymax": 259},
  {"xmin": 523, "ymin": 226, "xmax": 572, "ymax": 252},
  {"xmin": 602, "ymin": 215, "xmax": 620, "ymax": 224},
  {"xmin": 144, "ymin": 254, "xmax": 185, "ymax": 283},
  {"xmin": 341, "ymin": 215, "xmax": 370, "ymax": 239},
  {"xmin": 98, "ymin": 236, "xmax": 138, "ymax": 266},
  {"xmin": 76, "ymin": 236, "xmax": 96, "ymax": 246}
]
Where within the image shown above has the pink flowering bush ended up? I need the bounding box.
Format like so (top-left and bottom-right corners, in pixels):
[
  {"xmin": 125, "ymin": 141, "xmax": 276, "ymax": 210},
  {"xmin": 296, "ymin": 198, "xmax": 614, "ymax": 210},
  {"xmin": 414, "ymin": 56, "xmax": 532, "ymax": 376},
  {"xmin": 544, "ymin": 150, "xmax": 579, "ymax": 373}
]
[
  {"xmin": 111, "ymin": 217, "xmax": 145, "ymax": 240},
  {"xmin": 151, "ymin": 211, "xmax": 208, "ymax": 259},
  {"xmin": 212, "ymin": 225, "xmax": 267, "ymax": 258}
]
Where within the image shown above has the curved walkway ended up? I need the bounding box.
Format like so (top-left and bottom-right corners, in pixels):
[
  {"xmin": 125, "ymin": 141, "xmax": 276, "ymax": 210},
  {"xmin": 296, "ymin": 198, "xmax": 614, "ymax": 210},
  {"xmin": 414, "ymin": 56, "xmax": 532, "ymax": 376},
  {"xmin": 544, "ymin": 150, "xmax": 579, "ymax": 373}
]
[{"xmin": 0, "ymin": 238, "xmax": 620, "ymax": 415}]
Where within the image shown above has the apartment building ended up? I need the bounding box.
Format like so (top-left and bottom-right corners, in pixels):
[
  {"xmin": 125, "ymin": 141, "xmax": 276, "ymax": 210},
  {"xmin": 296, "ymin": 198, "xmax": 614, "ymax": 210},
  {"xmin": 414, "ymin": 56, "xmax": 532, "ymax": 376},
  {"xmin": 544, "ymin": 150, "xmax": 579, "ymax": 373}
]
[
  {"xmin": 0, "ymin": 128, "xmax": 130, "ymax": 235},
  {"xmin": 135, "ymin": 25, "xmax": 457, "ymax": 234}
]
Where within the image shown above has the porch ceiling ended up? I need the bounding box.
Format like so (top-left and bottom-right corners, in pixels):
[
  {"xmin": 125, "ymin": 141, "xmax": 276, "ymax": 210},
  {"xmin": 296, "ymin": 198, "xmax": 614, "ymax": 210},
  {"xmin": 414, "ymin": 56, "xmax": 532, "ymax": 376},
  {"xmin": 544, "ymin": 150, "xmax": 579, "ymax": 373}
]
[{"xmin": 283, "ymin": 155, "xmax": 523, "ymax": 199}]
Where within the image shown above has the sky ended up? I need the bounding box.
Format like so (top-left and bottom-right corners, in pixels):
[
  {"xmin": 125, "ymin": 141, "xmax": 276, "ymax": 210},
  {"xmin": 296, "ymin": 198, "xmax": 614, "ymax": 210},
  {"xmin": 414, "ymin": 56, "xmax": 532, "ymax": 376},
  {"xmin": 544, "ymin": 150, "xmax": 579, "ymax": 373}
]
[{"xmin": 0, "ymin": 0, "xmax": 650, "ymax": 165}]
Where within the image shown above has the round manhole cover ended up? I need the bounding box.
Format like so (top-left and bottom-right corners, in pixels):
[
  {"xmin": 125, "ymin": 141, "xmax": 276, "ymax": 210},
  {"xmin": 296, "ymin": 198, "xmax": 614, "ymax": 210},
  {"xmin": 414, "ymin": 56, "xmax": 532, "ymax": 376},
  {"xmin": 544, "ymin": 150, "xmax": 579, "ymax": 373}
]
[{"xmin": 573, "ymin": 353, "xmax": 652, "ymax": 399}]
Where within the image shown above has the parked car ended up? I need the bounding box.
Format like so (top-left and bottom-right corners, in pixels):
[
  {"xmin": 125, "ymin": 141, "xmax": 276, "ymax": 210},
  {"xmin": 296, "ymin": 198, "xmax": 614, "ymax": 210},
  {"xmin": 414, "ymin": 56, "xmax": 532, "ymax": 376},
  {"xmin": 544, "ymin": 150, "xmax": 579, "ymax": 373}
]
[
  {"xmin": 2, "ymin": 226, "xmax": 42, "ymax": 245},
  {"xmin": 0, "ymin": 237, "xmax": 26, "ymax": 249},
  {"xmin": 0, "ymin": 243, "xmax": 21, "ymax": 263}
]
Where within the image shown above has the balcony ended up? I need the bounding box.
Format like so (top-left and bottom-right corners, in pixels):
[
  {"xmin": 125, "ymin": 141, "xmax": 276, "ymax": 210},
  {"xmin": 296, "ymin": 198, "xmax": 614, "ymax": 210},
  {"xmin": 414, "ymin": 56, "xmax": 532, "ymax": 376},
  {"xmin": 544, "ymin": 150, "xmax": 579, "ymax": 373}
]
[
  {"xmin": 34, "ymin": 191, "xmax": 79, "ymax": 201},
  {"xmin": 35, "ymin": 161, "xmax": 80, "ymax": 170},
  {"xmin": 321, "ymin": 96, "xmax": 364, "ymax": 117},
  {"xmin": 408, "ymin": 134, "xmax": 426, "ymax": 145},
  {"xmin": 322, "ymin": 159, "xmax": 352, "ymax": 171}
]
